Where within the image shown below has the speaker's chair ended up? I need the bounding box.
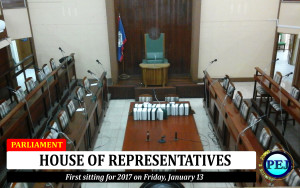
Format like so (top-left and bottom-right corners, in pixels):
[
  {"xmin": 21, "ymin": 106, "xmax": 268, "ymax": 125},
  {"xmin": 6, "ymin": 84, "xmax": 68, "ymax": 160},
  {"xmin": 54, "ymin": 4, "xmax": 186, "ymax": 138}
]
[{"xmin": 142, "ymin": 33, "xmax": 168, "ymax": 64}]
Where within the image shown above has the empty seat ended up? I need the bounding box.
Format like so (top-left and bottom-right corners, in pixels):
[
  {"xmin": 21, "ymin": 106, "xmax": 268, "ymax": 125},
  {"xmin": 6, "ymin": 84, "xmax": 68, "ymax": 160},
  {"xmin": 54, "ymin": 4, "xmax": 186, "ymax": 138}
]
[
  {"xmin": 268, "ymin": 86, "xmax": 300, "ymax": 127},
  {"xmin": 0, "ymin": 100, "xmax": 10, "ymax": 119},
  {"xmin": 83, "ymin": 77, "xmax": 90, "ymax": 90},
  {"xmin": 75, "ymin": 87, "xmax": 85, "ymax": 101},
  {"xmin": 259, "ymin": 127, "xmax": 272, "ymax": 150},
  {"xmin": 165, "ymin": 94, "xmax": 179, "ymax": 102},
  {"xmin": 66, "ymin": 100, "xmax": 76, "ymax": 117},
  {"xmin": 239, "ymin": 100, "xmax": 250, "ymax": 120},
  {"xmin": 13, "ymin": 86, "xmax": 26, "ymax": 103},
  {"xmin": 233, "ymin": 91, "xmax": 243, "ymax": 110},
  {"xmin": 25, "ymin": 77, "xmax": 36, "ymax": 93},
  {"xmin": 139, "ymin": 94, "xmax": 153, "ymax": 102},
  {"xmin": 254, "ymin": 71, "xmax": 282, "ymax": 107},
  {"xmin": 58, "ymin": 110, "xmax": 69, "ymax": 130},
  {"xmin": 222, "ymin": 75, "xmax": 230, "ymax": 91},
  {"xmin": 285, "ymin": 168, "xmax": 300, "ymax": 187},
  {"xmin": 36, "ymin": 70, "xmax": 46, "ymax": 82},
  {"xmin": 50, "ymin": 58, "xmax": 57, "ymax": 71},
  {"xmin": 226, "ymin": 81, "xmax": 235, "ymax": 98},
  {"xmin": 247, "ymin": 112, "xmax": 259, "ymax": 135},
  {"xmin": 42, "ymin": 64, "xmax": 51, "ymax": 76},
  {"xmin": 272, "ymin": 143, "xmax": 284, "ymax": 151},
  {"xmin": 45, "ymin": 121, "xmax": 59, "ymax": 139}
]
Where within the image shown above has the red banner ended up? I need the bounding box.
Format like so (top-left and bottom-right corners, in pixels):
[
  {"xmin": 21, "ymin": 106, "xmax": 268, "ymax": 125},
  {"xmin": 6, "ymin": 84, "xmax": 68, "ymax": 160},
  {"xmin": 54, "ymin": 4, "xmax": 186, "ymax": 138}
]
[{"xmin": 7, "ymin": 139, "xmax": 66, "ymax": 151}]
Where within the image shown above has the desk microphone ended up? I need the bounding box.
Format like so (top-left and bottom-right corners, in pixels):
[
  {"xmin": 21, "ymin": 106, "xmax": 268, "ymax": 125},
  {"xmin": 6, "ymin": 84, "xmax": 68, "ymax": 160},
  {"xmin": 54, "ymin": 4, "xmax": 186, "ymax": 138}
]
[
  {"xmin": 96, "ymin": 59, "xmax": 106, "ymax": 73},
  {"xmin": 74, "ymin": 96, "xmax": 83, "ymax": 103},
  {"xmin": 284, "ymin": 72, "xmax": 293, "ymax": 78},
  {"xmin": 235, "ymin": 115, "xmax": 266, "ymax": 151},
  {"xmin": 58, "ymin": 47, "xmax": 65, "ymax": 53},
  {"xmin": 158, "ymin": 136, "xmax": 166, "ymax": 143},
  {"xmin": 210, "ymin": 76, "xmax": 227, "ymax": 87},
  {"xmin": 146, "ymin": 131, "xmax": 150, "ymax": 142},
  {"xmin": 203, "ymin": 58, "xmax": 218, "ymax": 74},
  {"xmin": 47, "ymin": 126, "xmax": 75, "ymax": 148},
  {"xmin": 87, "ymin": 70, "xmax": 100, "ymax": 82}
]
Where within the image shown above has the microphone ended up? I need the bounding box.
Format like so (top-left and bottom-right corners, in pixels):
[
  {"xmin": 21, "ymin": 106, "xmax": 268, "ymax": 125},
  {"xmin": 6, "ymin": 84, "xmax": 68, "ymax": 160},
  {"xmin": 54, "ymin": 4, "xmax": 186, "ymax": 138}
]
[
  {"xmin": 58, "ymin": 47, "xmax": 65, "ymax": 53},
  {"xmin": 235, "ymin": 115, "xmax": 266, "ymax": 150},
  {"xmin": 74, "ymin": 96, "xmax": 83, "ymax": 103},
  {"xmin": 211, "ymin": 59, "xmax": 217, "ymax": 63},
  {"xmin": 153, "ymin": 89, "xmax": 160, "ymax": 103},
  {"xmin": 48, "ymin": 127, "xmax": 75, "ymax": 148},
  {"xmin": 284, "ymin": 72, "xmax": 293, "ymax": 77},
  {"xmin": 87, "ymin": 70, "xmax": 100, "ymax": 82},
  {"xmin": 6, "ymin": 87, "xmax": 16, "ymax": 92},
  {"xmin": 204, "ymin": 58, "xmax": 218, "ymax": 74},
  {"xmin": 146, "ymin": 131, "xmax": 150, "ymax": 142},
  {"xmin": 174, "ymin": 132, "xmax": 178, "ymax": 141},
  {"xmin": 96, "ymin": 59, "xmax": 102, "ymax": 65}
]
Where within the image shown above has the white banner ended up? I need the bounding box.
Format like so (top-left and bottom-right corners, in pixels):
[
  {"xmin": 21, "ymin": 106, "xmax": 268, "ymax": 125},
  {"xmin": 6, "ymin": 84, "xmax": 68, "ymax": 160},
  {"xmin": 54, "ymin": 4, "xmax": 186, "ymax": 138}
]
[{"xmin": 7, "ymin": 151, "xmax": 256, "ymax": 170}]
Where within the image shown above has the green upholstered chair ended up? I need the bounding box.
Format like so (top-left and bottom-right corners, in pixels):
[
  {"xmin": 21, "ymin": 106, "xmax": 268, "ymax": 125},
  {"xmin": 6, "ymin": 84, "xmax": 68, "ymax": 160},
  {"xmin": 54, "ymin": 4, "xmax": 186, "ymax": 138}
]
[{"xmin": 142, "ymin": 33, "xmax": 168, "ymax": 64}]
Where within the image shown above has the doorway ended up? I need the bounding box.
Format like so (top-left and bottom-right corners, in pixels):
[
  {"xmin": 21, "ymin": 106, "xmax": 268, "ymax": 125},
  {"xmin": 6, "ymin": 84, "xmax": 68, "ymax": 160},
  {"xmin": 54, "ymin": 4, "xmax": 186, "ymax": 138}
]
[{"xmin": 274, "ymin": 33, "xmax": 299, "ymax": 90}]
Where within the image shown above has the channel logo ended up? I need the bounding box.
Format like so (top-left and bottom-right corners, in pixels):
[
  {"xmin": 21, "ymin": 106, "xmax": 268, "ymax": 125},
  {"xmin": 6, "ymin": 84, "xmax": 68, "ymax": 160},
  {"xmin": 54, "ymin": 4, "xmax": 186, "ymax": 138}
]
[{"xmin": 259, "ymin": 149, "xmax": 294, "ymax": 182}]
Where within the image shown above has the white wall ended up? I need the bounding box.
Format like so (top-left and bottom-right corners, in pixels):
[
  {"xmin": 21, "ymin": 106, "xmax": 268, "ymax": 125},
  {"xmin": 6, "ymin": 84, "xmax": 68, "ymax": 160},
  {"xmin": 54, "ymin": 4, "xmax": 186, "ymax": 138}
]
[
  {"xmin": 198, "ymin": 0, "xmax": 280, "ymax": 78},
  {"xmin": 27, "ymin": 0, "xmax": 111, "ymax": 79},
  {"xmin": 278, "ymin": 3, "xmax": 300, "ymax": 34},
  {"xmin": 3, "ymin": 8, "xmax": 32, "ymax": 40}
]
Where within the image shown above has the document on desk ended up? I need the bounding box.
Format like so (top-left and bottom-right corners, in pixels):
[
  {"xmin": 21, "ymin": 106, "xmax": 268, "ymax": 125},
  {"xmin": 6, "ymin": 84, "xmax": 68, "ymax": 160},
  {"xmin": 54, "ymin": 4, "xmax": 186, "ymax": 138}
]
[
  {"xmin": 147, "ymin": 108, "xmax": 152, "ymax": 120},
  {"xmin": 76, "ymin": 108, "xmax": 85, "ymax": 112},
  {"xmin": 166, "ymin": 104, "xmax": 170, "ymax": 116},
  {"xmin": 175, "ymin": 104, "xmax": 179, "ymax": 116},
  {"xmin": 133, "ymin": 108, "xmax": 138, "ymax": 120},
  {"xmin": 152, "ymin": 108, "xmax": 157, "ymax": 120},
  {"xmin": 184, "ymin": 103, "xmax": 189, "ymax": 115},
  {"xmin": 137, "ymin": 108, "xmax": 142, "ymax": 120},
  {"xmin": 157, "ymin": 108, "xmax": 163, "ymax": 120},
  {"xmin": 142, "ymin": 108, "xmax": 147, "ymax": 120},
  {"xmin": 91, "ymin": 83, "xmax": 98, "ymax": 86},
  {"xmin": 86, "ymin": 94, "xmax": 92, "ymax": 97},
  {"xmin": 179, "ymin": 104, "xmax": 184, "ymax": 116},
  {"xmin": 161, "ymin": 104, "xmax": 166, "ymax": 110}
]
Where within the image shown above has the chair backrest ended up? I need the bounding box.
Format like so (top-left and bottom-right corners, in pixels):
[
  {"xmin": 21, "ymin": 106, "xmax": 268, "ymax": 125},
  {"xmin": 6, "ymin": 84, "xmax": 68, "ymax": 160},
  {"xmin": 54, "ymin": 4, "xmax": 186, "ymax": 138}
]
[
  {"xmin": 66, "ymin": 99, "xmax": 76, "ymax": 117},
  {"xmin": 247, "ymin": 112, "xmax": 259, "ymax": 134},
  {"xmin": 75, "ymin": 87, "xmax": 85, "ymax": 101},
  {"xmin": 0, "ymin": 100, "xmax": 10, "ymax": 119},
  {"xmin": 50, "ymin": 58, "xmax": 57, "ymax": 71},
  {"xmin": 233, "ymin": 91, "xmax": 243, "ymax": 110},
  {"xmin": 83, "ymin": 77, "xmax": 90, "ymax": 90},
  {"xmin": 239, "ymin": 100, "xmax": 250, "ymax": 120},
  {"xmin": 222, "ymin": 75, "xmax": 230, "ymax": 91},
  {"xmin": 36, "ymin": 70, "xmax": 46, "ymax": 82},
  {"xmin": 259, "ymin": 127, "xmax": 272, "ymax": 150},
  {"xmin": 165, "ymin": 94, "xmax": 179, "ymax": 102},
  {"xmin": 145, "ymin": 33, "xmax": 165, "ymax": 60},
  {"xmin": 272, "ymin": 143, "xmax": 284, "ymax": 151},
  {"xmin": 25, "ymin": 77, "xmax": 36, "ymax": 93},
  {"xmin": 42, "ymin": 64, "xmax": 51, "ymax": 76},
  {"xmin": 273, "ymin": 72, "xmax": 282, "ymax": 85},
  {"xmin": 139, "ymin": 94, "xmax": 153, "ymax": 102},
  {"xmin": 10, "ymin": 183, "xmax": 29, "ymax": 188},
  {"xmin": 58, "ymin": 110, "xmax": 69, "ymax": 130},
  {"xmin": 45, "ymin": 121, "xmax": 59, "ymax": 139},
  {"xmin": 226, "ymin": 81, "xmax": 235, "ymax": 98},
  {"xmin": 13, "ymin": 86, "xmax": 26, "ymax": 103},
  {"xmin": 285, "ymin": 168, "xmax": 300, "ymax": 187},
  {"xmin": 290, "ymin": 86, "xmax": 300, "ymax": 100}
]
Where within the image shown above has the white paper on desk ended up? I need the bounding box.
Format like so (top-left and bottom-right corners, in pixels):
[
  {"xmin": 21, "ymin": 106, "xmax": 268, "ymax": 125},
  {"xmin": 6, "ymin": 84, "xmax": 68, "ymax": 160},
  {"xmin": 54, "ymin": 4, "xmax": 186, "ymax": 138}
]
[
  {"xmin": 76, "ymin": 108, "xmax": 85, "ymax": 112},
  {"xmin": 147, "ymin": 103, "xmax": 152, "ymax": 108},
  {"xmin": 86, "ymin": 94, "xmax": 92, "ymax": 97},
  {"xmin": 142, "ymin": 108, "xmax": 147, "ymax": 120},
  {"xmin": 157, "ymin": 108, "xmax": 163, "ymax": 120},
  {"xmin": 175, "ymin": 104, "xmax": 179, "ymax": 116},
  {"xmin": 179, "ymin": 104, "xmax": 184, "ymax": 116},
  {"xmin": 156, "ymin": 104, "xmax": 160, "ymax": 109},
  {"xmin": 91, "ymin": 83, "xmax": 98, "ymax": 86},
  {"xmin": 152, "ymin": 108, "xmax": 157, "ymax": 120},
  {"xmin": 138, "ymin": 104, "xmax": 143, "ymax": 108},
  {"xmin": 171, "ymin": 104, "xmax": 175, "ymax": 116},
  {"xmin": 152, "ymin": 104, "xmax": 156, "ymax": 108},
  {"xmin": 161, "ymin": 104, "xmax": 166, "ymax": 110},
  {"xmin": 148, "ymin": 108, "xmax": 152, "ymax": 120},
  {"xmin": 184, "ymin": 103, "xmax": 189, "ymax": 116},
  {"xmin": 138, "ymin": 108, "xmax": 142, "ymax": 120},
  {"xmin": 133, "ymin": 108, "xmax": 138, "ymax": 120},
  {"xmin": 166, "ymin": 104, "xmax": 170, "ymax": 116},
  {"xmin": 134, "ymin": 103, "xmax": 139, "ymax": 108}
]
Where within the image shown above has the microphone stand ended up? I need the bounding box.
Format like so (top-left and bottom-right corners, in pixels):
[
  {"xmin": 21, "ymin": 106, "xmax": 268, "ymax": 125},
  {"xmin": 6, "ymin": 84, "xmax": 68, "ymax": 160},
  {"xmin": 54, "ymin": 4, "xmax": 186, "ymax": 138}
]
[
  {"xmin": 235, "ymin": 116, "xmax": 265, "ymax": 151},
  {"xmin": 74, "ymin": 97, "xmax": 88, "ymax": 118},
  {"xmin": 49, "ymin": 127, "xmax": 76, "ymax": 150},
  {"xmin": 59, "ymin": 47, "xmax": 71, "ymax": 96},
  {"xmin": 203, "ymin": 59, "xmax": 218, "ymax": 107},
  {"xmin": 88, "ymin": 70, "xmax": 102, "ymax": 88},
  {"xmin": 78, "ymin": 84, "xmax": 96, "ymax": 102}
]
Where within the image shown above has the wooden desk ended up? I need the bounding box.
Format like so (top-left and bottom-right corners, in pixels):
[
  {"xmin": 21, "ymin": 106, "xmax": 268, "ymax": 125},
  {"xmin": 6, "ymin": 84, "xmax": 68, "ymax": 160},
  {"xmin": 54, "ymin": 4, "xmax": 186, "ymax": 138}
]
[
  {"xmin": 203, "ymin": 71, "xmax": 286, "ymax": 187},
  {"xmin": 139, "ymin": 63, "xmax": 170, "ymax": 87},
  {"xmin": 123, "ymin": 102, "xmax": 203, "ymax": 151}
]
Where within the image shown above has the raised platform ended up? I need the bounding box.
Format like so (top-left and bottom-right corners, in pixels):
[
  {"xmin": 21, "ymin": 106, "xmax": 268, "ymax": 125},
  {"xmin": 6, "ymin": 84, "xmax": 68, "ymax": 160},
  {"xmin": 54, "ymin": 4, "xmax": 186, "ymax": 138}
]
[{"xmin": 109, "ymin": 74, "xmax": 204, "ymax": 100}]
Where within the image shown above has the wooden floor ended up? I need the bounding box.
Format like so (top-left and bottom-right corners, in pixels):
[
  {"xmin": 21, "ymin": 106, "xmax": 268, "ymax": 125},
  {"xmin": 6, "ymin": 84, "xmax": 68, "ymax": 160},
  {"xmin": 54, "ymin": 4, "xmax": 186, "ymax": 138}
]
[{"xmin": 109, "ymin": 74, "xmax": 204, "ymax": 99}]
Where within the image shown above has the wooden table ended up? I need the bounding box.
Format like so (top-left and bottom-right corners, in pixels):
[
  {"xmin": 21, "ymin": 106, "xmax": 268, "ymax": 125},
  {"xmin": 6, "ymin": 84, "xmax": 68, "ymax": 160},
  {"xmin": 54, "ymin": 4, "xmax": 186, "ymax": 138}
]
[
  {"xmin": 122, "ymin": 102, "xmax": 203, "ymax": 151},
  {"xmin": 139, "ymin": 63, "xmax": 170, "ymax": 87}
]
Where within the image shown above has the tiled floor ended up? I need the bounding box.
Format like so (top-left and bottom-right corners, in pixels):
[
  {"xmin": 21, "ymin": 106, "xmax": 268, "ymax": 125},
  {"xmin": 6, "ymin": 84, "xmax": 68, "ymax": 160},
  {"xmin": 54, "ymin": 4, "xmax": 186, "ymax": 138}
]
[{"xmin": 83, "ymin": 99, "xmax": 234, "ymax": 188}]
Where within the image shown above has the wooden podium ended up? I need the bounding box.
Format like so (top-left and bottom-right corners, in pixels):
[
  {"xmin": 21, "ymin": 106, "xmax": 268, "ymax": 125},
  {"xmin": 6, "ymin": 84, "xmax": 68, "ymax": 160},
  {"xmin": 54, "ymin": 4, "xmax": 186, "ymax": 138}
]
[{"xmin": 139, "ymin": 63, "xmax": 170, "ymax": 87}]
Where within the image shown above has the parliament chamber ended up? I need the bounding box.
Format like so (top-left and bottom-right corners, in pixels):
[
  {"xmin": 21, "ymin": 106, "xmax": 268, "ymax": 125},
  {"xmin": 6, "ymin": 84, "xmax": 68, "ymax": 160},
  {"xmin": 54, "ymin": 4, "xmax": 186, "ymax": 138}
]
[{"xmin": 0, "ymin": 0, "xmax": 300, "ymax": 188}]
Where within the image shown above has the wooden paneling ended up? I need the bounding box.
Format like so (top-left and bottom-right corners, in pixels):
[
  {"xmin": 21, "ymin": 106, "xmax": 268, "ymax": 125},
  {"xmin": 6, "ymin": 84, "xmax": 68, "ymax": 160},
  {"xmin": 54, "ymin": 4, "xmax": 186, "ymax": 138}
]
[
  {"xmin": 1, "ymin": 0, "xmax": 26, "ymax": 9},
  {"xmin": 114, "ymin": 0, "xmax": 192, "ymax": 75},
  {"xmin": 0, "ymin": 47, "xmax": 10, "ymax": 99}
]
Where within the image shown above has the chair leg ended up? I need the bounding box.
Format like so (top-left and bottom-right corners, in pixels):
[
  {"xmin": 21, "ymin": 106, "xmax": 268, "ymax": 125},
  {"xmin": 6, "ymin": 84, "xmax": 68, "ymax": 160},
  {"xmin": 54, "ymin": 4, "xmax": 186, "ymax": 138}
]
[
  {"xmin": 275, "ymin": 112, "xmax": 279, "ymax": 127},
  {"xmin": 267, "ymin": 105, "xmax": 272, "ymax": 118},
  {"xmin": 259, "ymin": 96, "xmax": 262, "ymax": 107}
]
